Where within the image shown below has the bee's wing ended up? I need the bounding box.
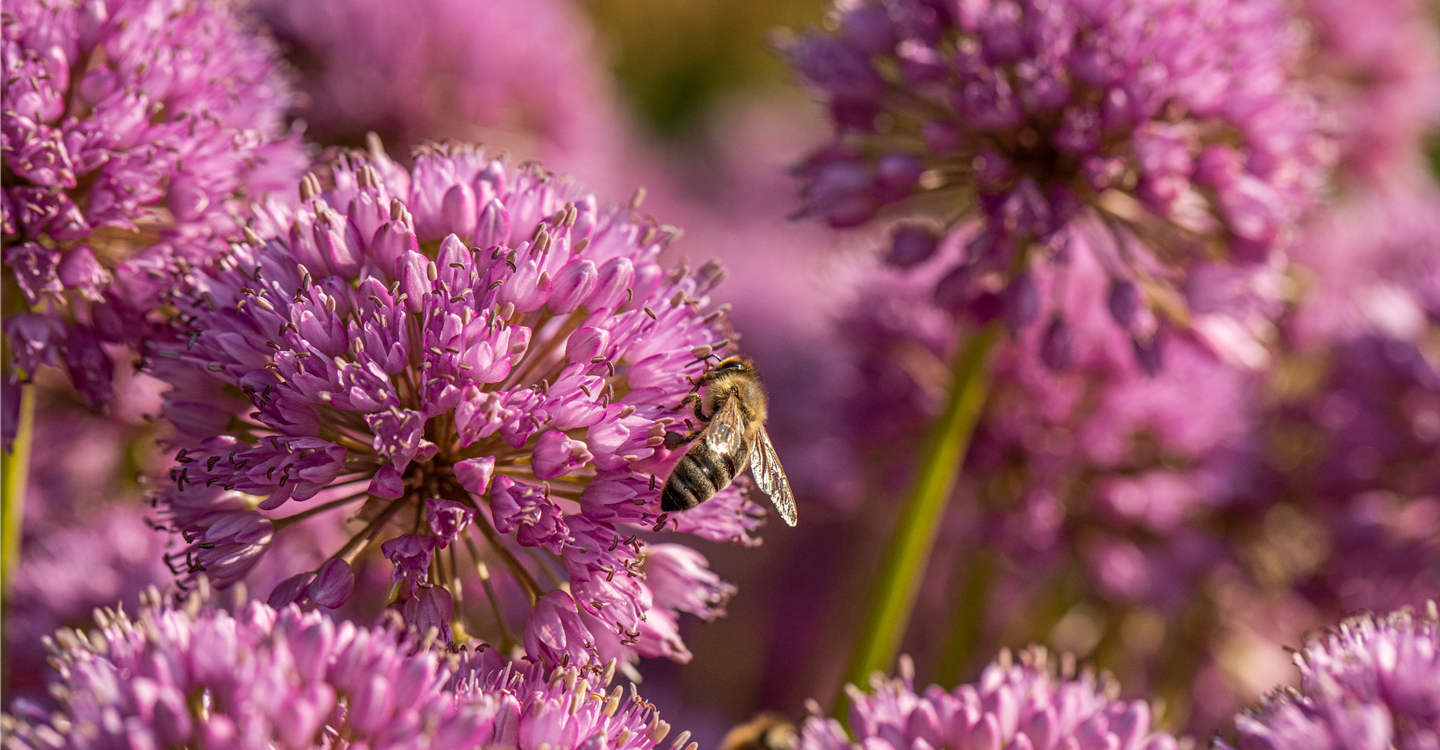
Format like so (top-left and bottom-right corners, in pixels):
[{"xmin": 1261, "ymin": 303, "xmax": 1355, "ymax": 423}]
[
  {"xmin": 705, "ymin": 394, "xmax": 746, "ymax": 458},
  {"xmin": 748, "ymin": 428, "xmax": 797, "ymax": 526}
]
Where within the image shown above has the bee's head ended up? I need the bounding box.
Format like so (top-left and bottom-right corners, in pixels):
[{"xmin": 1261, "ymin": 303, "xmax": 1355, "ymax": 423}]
[{"xmin": 702, "ymin": 356, "xmax": 756, "ymax": 384}]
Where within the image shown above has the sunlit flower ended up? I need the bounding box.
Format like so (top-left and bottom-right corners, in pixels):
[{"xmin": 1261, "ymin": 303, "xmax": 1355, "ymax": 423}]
[
  {"xmin": 1, "ymin": 0, "xmax": 305, "ymax": 410},
  {"xmin": 788, "ymin": 0, "xmax": 1331, "ymax": 368},
  {"xmin": 146, "ymin": 142, "xmax": 764, "ymax": 668},
  {"xmin": 1219, "ymin": 603, "xmax": 1440, "ymax": 750},
  {"xmin": 801, "ymin": 650, "xmax": 1183, "ymax": 750},
  {"xmin": 2, "ymin": 590, "xmax": 691, "ymax": 750}
]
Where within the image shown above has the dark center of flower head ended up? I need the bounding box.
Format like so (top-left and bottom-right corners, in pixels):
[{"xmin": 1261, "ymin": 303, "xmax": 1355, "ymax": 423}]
[{"xmin": 150, "ymin": 142, "xmax": 755, "ymax": 667}]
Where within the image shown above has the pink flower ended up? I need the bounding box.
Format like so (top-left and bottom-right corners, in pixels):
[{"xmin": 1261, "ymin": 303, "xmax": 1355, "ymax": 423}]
[{"xmin": 147, "ymin": 143, "xmax": 766, "ymax": 668}]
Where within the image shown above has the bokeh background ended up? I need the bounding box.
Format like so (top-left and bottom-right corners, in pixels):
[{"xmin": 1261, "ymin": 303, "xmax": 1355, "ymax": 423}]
[{"xmin": 8, "ymin": 0, "xmax": 1440, "ymax": 747}]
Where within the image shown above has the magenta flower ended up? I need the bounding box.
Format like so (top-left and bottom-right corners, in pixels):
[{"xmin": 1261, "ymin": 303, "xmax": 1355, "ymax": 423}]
[
  {"xmin": 2, "ymin": 592, "xmax": 689, "ymax": 750},
  {"xmin": 146, "ymin": 142, "xmax": 765, "ymax": 668},
  {"xmin": 788, "ymin": 0, "xmax": 1331, "ymax": 368},
  {"xmin": 1, "ymin": 0, "xmax": 304, "ymax": 410},
  {"xmin": 802, "ymin": 650, "xmax": 1183, "ymax": 750},
  {"xmin": 1220, "ymin": 603, "xmax": 1440, "ymax": 750}
]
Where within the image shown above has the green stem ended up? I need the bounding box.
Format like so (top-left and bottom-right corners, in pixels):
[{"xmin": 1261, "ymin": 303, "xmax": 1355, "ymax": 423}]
[
  {"xmin": 835, "ymin": 323, "xmax": 1000, "ymax": 722},
  {"xmin": 2, "ymin": 382, "xmax": 36, "ymax": 598},
  {"xmin": 935, "ymin": 550, "xmax": 996, "ymax": 687}
]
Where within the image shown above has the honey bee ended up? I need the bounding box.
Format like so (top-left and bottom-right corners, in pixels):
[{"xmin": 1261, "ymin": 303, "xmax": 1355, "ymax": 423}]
[
  {"xmin": 661, "ymin": 356, "xmax": 797, "ymax": 526},
  {"xmin": 719, "ymin": 713, "xmax": 798, "ymax": 750}
]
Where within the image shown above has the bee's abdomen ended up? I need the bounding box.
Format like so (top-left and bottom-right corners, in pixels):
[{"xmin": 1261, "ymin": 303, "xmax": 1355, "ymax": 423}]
[{"xmin": 662, "ymin": 443, "xmax": 744, "ymax": 512}]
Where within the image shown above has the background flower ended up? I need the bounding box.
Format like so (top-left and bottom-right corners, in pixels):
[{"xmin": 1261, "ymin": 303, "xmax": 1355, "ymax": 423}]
[
  {"xmin": 800, "ymin": 650, "xmax": 1183, "ymax": 750},
  {"xmin": 786, "ymin": 0, "xmax": 1332, "ymax": 367},
  {"xmin": 1, "ymin": 0, "xmax": 305, "ymax": 408},
  {"xmin": 1217, "ymin": 603, "xmax": 1440, "ymax": 750}
]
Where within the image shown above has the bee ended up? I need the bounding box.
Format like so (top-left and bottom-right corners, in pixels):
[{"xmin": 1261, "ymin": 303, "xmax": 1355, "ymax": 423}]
[
  {"xmin": 661, "ymin": 356, "xmax": 797, "ymax": 526},
  {"xmin": 719, "ymin": 713, "xmax": 798, "ymax": 750}
]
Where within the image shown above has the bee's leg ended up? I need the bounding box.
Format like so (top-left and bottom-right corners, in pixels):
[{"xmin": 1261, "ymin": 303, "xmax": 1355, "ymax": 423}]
[
  {"xmin": 688, "ymin": 352, "xmax": 723, "ymax": 369},
  {"xmin": 679, "ymin": 392, "xmax": 710, "ymax": 421},
  {"xmin": 663, "ymin": 416, "xmax": 706, "ymax": 450}
]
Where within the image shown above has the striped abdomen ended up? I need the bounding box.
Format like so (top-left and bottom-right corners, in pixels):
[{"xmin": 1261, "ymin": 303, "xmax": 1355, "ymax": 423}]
[{"xmin": 661, "ymin": 438, "xmax": 749, "ymax": 512}]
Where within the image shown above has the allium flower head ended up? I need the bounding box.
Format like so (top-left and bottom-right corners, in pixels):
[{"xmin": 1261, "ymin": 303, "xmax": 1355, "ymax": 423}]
[
  {"xmin": 801, "ymin": 649, "xmax": 1183, "ymax": 750},
  {"xmin": 2, "ymin": 589, "xmax": 688, "ymax": 750},
  {"xmin": 1, "ymin": 0, "xmax": 303, "ymax": 409},
  {"xmin": 788, "ymin": 0, "xmax": 1331, "ymax": 368},
  {"xmin": 1220, "ymin": 603, "xmax": 1440, "ymax": 750},
  {"xmin": 147, "ymin": 142, "xmax": 761, "ymax": 668}
]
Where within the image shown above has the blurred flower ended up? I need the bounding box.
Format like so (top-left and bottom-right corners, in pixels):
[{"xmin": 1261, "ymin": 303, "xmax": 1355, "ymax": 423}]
[
  {"xmin": 1, "ymin": 0, "xmax": 306, "ymax": 406},
  {"xmin": 1219, "ymin": 603, "xmax": 1440, "ymax": 750},
  {"xmin": 1302, "ymin": 0, "xmax": 1440, "ymax": 186},
  {"xmin": 2, "ymin": 590, "xmax": 687, "ymax": 750},
  {"xmin": 801, "ymin": 649, "xmax": 1183, "ymax": 750},
  {"xmin": 787, "ymin": 0, "xmax": 1332, "ymax": 368},
  {"xmin": 3, "ymin": 504, "xmax": 170, "ymax": 702},
  {"xmin": 146, "ymin": 142, "xmax": 765, "ymax": 668},
  {"xmin": 254, "ymin": 0, "xmax": 625, "ymax": 186}
]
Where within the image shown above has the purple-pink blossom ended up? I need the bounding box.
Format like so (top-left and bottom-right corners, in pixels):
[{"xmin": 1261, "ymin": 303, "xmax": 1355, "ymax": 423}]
[
  {"xmin": 2, "ymin": 590, "xmax": 690, "ymax": 750},
  {"xmin": 801, "ymin": 650, "xmax": 1182, "ymax": 750},
  {"xmin": 1, "ymin": 0, "xmax": 305, "ymax": 408},
  {"xmin": 146, "ymin": 142, "xmax": 766, "ymax": 668},
  {"xmin": 1219, "ymin": 603, "xmax": 1440, "ymax": 750},
  {"xmin": 788, "ymin": 0, "xmax": 1332, "ymax": 368}
]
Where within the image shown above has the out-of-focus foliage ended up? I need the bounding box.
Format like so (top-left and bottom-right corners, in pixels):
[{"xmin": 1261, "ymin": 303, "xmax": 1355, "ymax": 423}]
[{"xmin": 580, "ymin": 0, "xmax": 826, "ymax": 135}]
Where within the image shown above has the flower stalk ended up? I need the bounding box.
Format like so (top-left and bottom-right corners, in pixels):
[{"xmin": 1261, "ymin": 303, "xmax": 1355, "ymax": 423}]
[
  {"xmin": 836, "ymin": 322, "xmax": 1000, "ymax": 723},
  {"xmin": 2, "ymin": 382, "xmax": 35, "ymax": 597}
]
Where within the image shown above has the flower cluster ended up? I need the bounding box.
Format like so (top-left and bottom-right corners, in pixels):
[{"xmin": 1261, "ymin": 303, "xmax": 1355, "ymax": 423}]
[
  {"xmin": 800, "ymin": 650, "xmax": 1181, "ymax": 750},
  {"xmin": 1, "ymin": 0, "xmax": 303, "ymax": 412},
  {"xmin": 2, "ymin": 589, "xmax": 691, "ymax": 750},
  {"xmin": 1220, "ymin": 603, "xmax": 1440, "ymax": 750},
  {"xmin": 789, "ymin": 0, "xmax": 1330, "ymax": 368},
  {"xmin": 146, "ymin": 141, "xmax": 761, "ymax": 668}
]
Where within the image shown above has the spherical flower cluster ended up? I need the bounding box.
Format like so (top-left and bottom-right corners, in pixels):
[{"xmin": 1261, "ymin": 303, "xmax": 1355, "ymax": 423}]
[
  {"xmin": 1220, "ymin": 603, "xmax": 1440, "ymax": 750},
  {"xmin": 146, "ymin": 142, "xmax": 762, "ymax": 668},
  {"xmin": 800, "ymin": 649, "xmax": 1182, "ymax": 750},
  {"xmin": 1, "ymin": 0, "xmax": 304, "ymax": 411},
  {"xmin": 789, "ymin": 0, "xmax": 1330, "ymax": 368},
  {"xmin": 2, "ymin": 589, "xmax": 689, "ymax": 750}
]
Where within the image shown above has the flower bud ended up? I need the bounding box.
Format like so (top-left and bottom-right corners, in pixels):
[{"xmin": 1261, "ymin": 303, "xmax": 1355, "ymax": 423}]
[
  {"xmin": 368, "ymin": 464, "xmax": 405, "ymax": 499},
  {"xmin": 314, "ymin": 209, "xmax": 361, "ymax": 277},
  {"xmin": 397, "ymin": 250, "xmax": 433, "ymax": 314},
  {"xmin": 381, "ymin": 533, "xmax": 436, "ymax": 593},
  {"xmin": 403, "ymin": 585, "xmax": 454, "ymax": 641},
  {"xmin": 887, "ymin": 225, "xmax": 940, "ymax": 268},
  {"xmin": 548, "ymin": 258, "xmax": 597, "ymax": 314},
  {"xmin": 426, "ymin": 498, "xmax": 475, "ymax": 547},
  {"xmin": 584, "ymin": 257, "xmax": 633, "ymax": 313},
  {"xmin": 565, "ymin": 327, "xmax": 610, "ymax": 363},
  {"xmin": 454, "ymin": 456, "xmax": 496, "ymax": 495},
  {"xmin": 370, "ymin": 220, "xmax": 418, "ymax": 277},
  {"xmin": 268, "ymin": 571, "xmax": 316, "ymax": 607},
  {"xmin": 57, "ymin": 244, "xmax": 107, "ymax": 299},
  {"xmin": 532, "ymin": 429, "xmax": 593, "ymax": 479},
  {"xmin": 441, "ymin": 182, "xmax": 477, "ymax": 240},
  {"xmin": 308, "ymin": 559, "xmax": 355, "ymax": 608},
  {"xmin": 473, "ymin": 199, "xmax": 511, "ymax": 249}
]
